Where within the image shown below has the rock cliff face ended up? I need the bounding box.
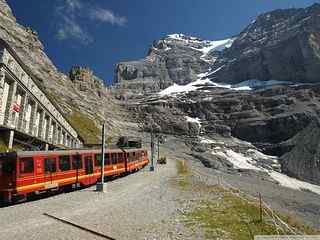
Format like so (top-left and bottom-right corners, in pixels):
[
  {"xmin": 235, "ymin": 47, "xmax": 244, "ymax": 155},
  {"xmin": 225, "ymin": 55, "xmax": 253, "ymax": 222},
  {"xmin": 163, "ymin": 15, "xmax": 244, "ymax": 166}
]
[
  {"xmin": 117, "ymin": 4, "xmax": 320, "ymax": 185},
  {"xmin": 281, "ymin": 120, "xmax": 320, "ymax": 184},
  {"xmin": 0, "ymin": 0, "xmax": 134, "ymax": 144},
  {"xmin": 212, "ymin": 3, "xmax": 320, "ymax": 84},
  {"xmin": 114, "ymin": 34, "xmax": 234, "ymax": 93},
  {"xmin": 116, "ymin": 4, "xmax": 320, "ymax": 92}
]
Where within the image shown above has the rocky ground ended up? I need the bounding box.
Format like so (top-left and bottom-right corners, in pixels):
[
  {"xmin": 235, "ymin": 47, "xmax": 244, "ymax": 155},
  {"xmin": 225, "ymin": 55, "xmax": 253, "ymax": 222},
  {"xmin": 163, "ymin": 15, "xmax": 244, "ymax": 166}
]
[{"xmin": 0, "ymin": 136, "xmax": 319, "ymax": 240}]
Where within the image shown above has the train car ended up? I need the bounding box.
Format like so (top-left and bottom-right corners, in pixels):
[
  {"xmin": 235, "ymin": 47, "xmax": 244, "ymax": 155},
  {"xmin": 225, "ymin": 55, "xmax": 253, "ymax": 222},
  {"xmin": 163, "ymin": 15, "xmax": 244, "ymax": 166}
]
[{"xmin": 0, "ymin": 148, "xmax": 149, "ymax": 204}]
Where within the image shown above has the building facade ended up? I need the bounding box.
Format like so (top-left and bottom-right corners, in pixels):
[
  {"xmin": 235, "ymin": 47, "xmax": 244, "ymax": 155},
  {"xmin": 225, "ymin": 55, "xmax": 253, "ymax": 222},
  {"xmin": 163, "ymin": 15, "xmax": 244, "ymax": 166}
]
[{"xmin": 0, "ymin": 39, "xmax": 82, "ymax": 150}]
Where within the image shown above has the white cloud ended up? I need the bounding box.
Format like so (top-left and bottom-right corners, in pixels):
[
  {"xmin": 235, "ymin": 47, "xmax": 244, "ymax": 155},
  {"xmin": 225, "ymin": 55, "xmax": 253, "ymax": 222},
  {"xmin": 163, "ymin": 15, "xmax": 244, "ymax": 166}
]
[
  {"xmin": 89, "ymin": 8, "xmax": 127, "ymax": 26},
  {"xmin": 65, "ymin": 0, "xmax": 82, "ymax": 11},
  {"xmin": 54, "ymin": 0, "xmax": 127, "ymax": 45},
  {"xmin": 56, "ymin": 15, "xmax": 93, "ymax": 44}
]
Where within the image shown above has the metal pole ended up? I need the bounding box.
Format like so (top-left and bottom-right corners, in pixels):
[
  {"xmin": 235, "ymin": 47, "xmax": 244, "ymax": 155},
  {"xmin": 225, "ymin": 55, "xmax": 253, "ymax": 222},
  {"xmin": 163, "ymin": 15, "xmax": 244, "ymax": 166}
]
[
  {"xmin": 150, "ymin": 128, "xmax": 154, "ymax": 171},
  {"xmin": 97, "ymin": 123, "xmax": 105, "ymax": 192},
  {"xmin": 101, "ymin": 123, "xmax": 105, "ymax": 184},
  {"xmin": 157, "ymin": 135, "xmax": 160, "ymax": 162},
  {"xmin": 259, "ymin": 192, "xmax": 262, "ymax": 222}
]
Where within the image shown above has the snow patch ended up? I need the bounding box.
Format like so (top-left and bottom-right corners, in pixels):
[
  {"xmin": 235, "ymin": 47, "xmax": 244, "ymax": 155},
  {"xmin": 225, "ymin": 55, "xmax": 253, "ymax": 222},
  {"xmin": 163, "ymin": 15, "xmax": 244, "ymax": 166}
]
[
  {"xmin": 246, "ymin": 149, "xmax": 278, "ymax": 163},
  {"xmin": 225, "ymin": 149, "xmax": 261, "ymax": 170},
  {"xmin": 201, "ymin": 66, "xmax": 224, "ymax": 77},
  {"xmin": 159, "ymin": 78, "xmax": 298, "ymax": 96},
  {"xmin": 210, "ymin": 142, "xmax": 320, "ymax": 194},
  {"xmin": 200, "ymin": 137, "xmax": 217, "ymax": 144},
  {"xmin": 185, "ymin": 116, "xmax": 201, "ymax": 128},
  {"xmin": 167, "ymin": 33, "xmax": 235, "ymax": 59},
  {"xmin": 269, "ymin": 171, "xmax": 320, "ymax": 195},
  {"xmin": 159, "ymin": 78, "xmax": 212, "ymax": 96},
  {"xmin": 202, "ymin": 135, "xmax": 320, "ymax": 194},
  {"xmin": 199, "ymin": 38, "xmax": 235, "ymax": 57}
]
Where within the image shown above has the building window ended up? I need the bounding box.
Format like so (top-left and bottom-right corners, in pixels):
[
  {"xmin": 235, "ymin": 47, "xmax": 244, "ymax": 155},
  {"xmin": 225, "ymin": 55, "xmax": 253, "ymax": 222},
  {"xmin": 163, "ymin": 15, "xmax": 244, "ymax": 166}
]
[
  {"xmin": 59, "ymin": 155, "xmax": 71, "ymax": 171},
  {"xmin": 19, "ymin": 158, "xmax": 34, "ymax": 174},
  {"xmin": 44, "ymin": 158, "xmax": 56, "ymax": 173}
]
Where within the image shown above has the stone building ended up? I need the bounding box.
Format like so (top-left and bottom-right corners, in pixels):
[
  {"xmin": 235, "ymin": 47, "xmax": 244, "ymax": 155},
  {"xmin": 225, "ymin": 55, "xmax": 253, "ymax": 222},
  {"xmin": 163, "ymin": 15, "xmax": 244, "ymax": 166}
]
[{"xmin": 0, "ymin": 39, "xmax": 83, "ymax": 150}]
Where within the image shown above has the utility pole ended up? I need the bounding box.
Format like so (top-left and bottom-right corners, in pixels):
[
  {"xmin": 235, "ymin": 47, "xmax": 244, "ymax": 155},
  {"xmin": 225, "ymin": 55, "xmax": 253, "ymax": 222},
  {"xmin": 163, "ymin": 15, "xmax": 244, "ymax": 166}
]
[
  {"xmin": 259, "ymin": 192, "xmax": 263, "ymax": 222},
  {"xmin": 96, "ymin": 122, "xmax": 106, "ymax": 192},
  {"xmin": 157, "ymin": 135, "xmax": 160, "ymax": 162},
  {"xmin": 150, "ymin": 127, "xmax": 155, "ymax": 171}
]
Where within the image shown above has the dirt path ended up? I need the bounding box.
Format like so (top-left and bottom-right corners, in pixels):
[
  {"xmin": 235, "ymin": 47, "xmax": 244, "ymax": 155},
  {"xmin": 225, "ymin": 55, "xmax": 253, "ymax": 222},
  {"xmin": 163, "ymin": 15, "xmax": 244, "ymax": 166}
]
[{"xmin": 0, "ymin": 136, "xmax": 199, "ymax": 240}]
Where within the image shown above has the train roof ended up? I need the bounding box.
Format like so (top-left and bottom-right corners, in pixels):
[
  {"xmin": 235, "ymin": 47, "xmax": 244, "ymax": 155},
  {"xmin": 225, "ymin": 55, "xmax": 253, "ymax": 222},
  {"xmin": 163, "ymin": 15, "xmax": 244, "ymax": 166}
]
[{"xmin": 1, "ymin": 148, "xmax": 147, "ymax": 158}]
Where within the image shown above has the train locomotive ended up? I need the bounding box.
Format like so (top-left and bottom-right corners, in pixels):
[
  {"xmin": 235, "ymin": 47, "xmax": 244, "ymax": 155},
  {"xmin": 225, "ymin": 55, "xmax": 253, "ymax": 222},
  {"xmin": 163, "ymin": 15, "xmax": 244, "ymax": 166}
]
[{"xmin": 0, "ymin": 146, "xmax": 149, "ymax": 204}]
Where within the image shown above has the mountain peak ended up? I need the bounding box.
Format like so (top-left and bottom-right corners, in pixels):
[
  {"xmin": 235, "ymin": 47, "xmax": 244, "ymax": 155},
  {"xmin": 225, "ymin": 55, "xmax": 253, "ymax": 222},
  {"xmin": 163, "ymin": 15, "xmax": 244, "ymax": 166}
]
[{"xmin": 166, "ymin": 33, "xmax": 204, "ymax": 43}]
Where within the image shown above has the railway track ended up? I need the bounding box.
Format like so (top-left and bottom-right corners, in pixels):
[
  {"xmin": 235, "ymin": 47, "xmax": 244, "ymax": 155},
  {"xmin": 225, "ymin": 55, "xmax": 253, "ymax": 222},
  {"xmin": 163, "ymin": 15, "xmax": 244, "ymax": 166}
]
[{"xmin": 43, "ymin": 213, "xmax": 116, "ymax": 240}]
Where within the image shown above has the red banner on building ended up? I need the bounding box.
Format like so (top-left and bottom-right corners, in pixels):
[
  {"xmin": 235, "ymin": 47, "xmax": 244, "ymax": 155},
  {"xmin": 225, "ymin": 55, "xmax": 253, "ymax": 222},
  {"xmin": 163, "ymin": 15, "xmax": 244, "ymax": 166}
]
[{"xmin": 12, "ymin": 102, "xmax": 20, "ymax": 112}]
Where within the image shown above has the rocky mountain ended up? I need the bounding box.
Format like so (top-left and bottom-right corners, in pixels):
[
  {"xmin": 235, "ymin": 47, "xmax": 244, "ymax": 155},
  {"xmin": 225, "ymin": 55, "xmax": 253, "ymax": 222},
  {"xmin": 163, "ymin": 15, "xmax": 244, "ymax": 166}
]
[
  {"xmin": 116, "ymin": 4, "xmax": 320, "ymax": 94},
  {"xmin": 281, "ymin": 120, "xmax": 320, "ymax": 185},
  {"xmin": 0, "ymin": 0, "xmax": 136, "ymax": 144},
  {"xmin": 211, "ymin": 3, "xmax": 320, "ymax": 84},
  {"xmin": 116, "ymin": 4, "xmax": 320, "ymax": 185},
  {"xmin": 114, "ymin": 34, "xmax": 234, "ymax": 94}
]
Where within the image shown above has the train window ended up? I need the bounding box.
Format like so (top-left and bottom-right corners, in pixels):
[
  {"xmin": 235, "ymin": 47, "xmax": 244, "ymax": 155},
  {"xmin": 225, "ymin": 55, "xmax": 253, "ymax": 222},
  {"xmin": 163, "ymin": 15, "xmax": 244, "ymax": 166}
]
[
  {"xmin": 44, "ymin": 158, "xmax": 56, "ymax": 173},
  {"xmin": 71, "ymin": 155, "xmax": 83, "ymax": 169},
  {"xmin": 1, "ymin": 160, "xmax": 14, "ymax": 173},
  {"xmin": 19, "ymin": 158, "xmax": 34, "ymax": 174},
  {"xmin": 59, "ymin": 155, "xmax": 71, "ymax": 171},
  {"xmin": 118, "ymin": 153, "xmax": 124, "ymax": 163},
  {"xmin": 105, "ymin": 153, "xmax": 111, "ymax": 165},
  {"xmin": 0, "ymin": 154, "xmax": 15, "ymax": 174},
  {"xmin": 111, "ymin": 153, "xmax": 117, "ymax": 164},
  {"xmin": 95, "ymin": 154, "xmax": 102, "ymax": 167}
]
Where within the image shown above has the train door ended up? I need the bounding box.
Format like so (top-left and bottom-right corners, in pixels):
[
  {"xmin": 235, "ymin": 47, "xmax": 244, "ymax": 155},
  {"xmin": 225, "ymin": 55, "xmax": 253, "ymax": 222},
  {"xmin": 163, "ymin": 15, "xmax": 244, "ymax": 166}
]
[
  {"xmin": 84, "ymin": 155, "xmax": 94, "ymax": 184},
  {"xmin": 43, "ymin": 156, "xmax": 58, "ymax": 190}
]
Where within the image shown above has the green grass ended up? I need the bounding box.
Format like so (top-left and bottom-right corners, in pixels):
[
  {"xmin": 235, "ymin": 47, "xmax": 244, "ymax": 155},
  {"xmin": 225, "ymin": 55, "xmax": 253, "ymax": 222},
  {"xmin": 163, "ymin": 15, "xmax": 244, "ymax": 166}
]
[
  {"xmin": 184, "ymin": 195, "xmax": 286, "ymax": 239},
  {"xmin": 173, "ymin": 159, "xmax": 319, "ymax": 239},
  {"xmin": 183, "ymin": 190, "xmax": 319, "ymax": 240},
  {"xmin": 176, "ymin": 160, "xmax": 189, "ymax": 175},
  {"xmin": 67, "ymin": 110, "xmax": 100, "ymax": 145}
]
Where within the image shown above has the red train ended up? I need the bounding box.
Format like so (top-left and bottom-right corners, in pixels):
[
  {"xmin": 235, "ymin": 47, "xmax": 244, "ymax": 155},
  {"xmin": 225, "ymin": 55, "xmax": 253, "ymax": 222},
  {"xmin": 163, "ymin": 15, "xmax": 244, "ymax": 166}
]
[{"xmin": 0, "ymin": 147, "xmax": 149, "ymax": 204}]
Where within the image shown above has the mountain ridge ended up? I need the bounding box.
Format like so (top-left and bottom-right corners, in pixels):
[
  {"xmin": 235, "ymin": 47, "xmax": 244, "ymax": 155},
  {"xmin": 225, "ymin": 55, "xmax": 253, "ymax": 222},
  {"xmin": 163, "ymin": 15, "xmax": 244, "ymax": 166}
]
[{"xmin": 115, "ymin": 3, "xmax": 320, "ymax": 94}]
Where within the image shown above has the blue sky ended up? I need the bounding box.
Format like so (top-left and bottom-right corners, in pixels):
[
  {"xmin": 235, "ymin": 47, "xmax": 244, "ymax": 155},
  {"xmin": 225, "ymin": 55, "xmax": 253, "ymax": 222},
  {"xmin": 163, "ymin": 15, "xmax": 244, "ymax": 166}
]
[{"xmin": 8, "ymin": 0, "xmax": 319, "ymax": 85}]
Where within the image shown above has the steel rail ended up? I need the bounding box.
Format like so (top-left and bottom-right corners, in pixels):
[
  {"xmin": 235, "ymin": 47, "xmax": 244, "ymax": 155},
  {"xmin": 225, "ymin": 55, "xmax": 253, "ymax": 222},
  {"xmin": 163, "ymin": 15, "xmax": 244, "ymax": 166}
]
[{"xmin": 43, "ymin": 213, "xmax": 116, "ymax": 240}]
